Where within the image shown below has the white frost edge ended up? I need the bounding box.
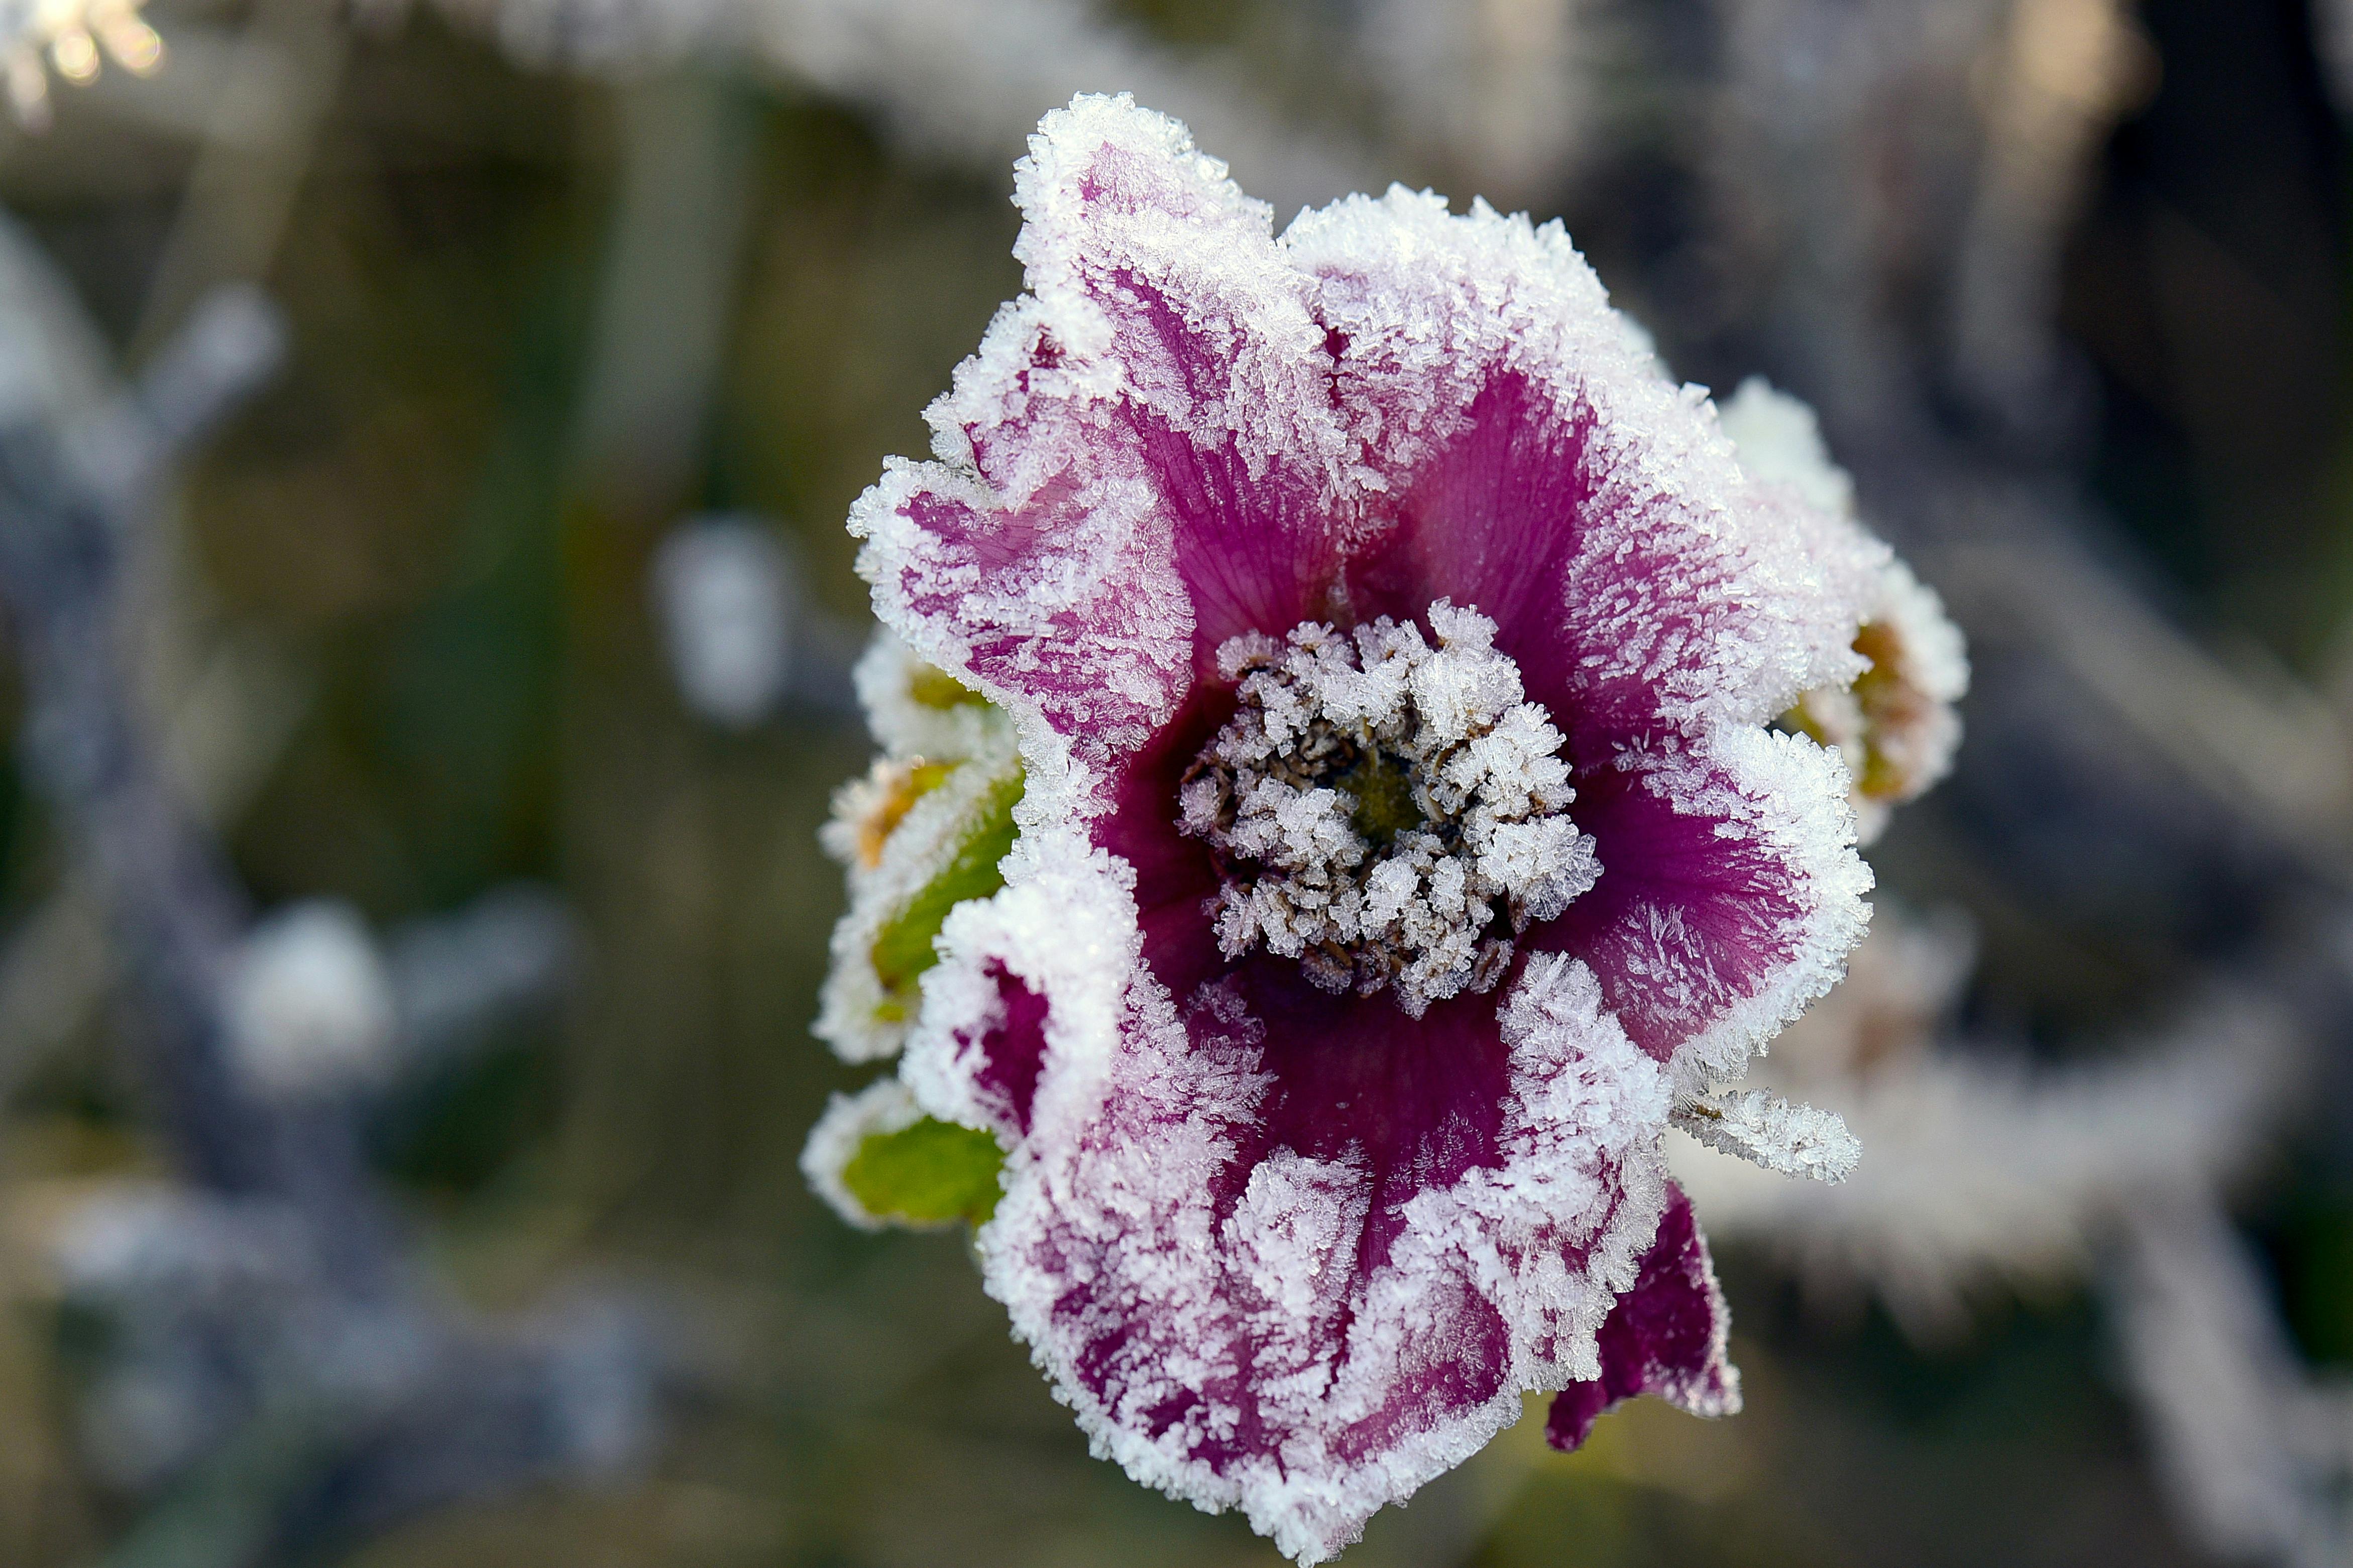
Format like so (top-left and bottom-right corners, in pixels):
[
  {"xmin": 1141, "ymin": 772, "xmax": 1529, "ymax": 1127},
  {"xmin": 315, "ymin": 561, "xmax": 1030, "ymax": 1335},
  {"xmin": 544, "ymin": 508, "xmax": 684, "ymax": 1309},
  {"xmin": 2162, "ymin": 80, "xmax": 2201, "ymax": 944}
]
[
  {"xmin": 800, "ymin": 1075, "xmax": 930, "ymax": 1232},
  {"xmin": 1671, "ymin": 1087, "xmax": 1860, "ymax": 1183},
  {"xmin": 814, "ymin": 723, "xmax": 1022, "ymax": 1063},
  {"xmin": 1645, "ymin": 724, "xmax": 1876, "ymax": 1095}
]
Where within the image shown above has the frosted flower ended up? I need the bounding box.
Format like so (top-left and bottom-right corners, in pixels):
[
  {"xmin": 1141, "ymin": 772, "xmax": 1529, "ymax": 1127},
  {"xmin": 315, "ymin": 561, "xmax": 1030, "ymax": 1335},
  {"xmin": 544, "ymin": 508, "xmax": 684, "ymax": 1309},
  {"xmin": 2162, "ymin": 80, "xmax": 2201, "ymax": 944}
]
[
  {"xmin": 815, "ymin": 94, "xmax": 1911, "ymax": 1562},
  {"xmin": 1718, "ymin": 378, "xmax": 1969, "ymax": 843},
  {"xmin": 0, "ymin": 0, "xmax": 162, "ymax": 130}
]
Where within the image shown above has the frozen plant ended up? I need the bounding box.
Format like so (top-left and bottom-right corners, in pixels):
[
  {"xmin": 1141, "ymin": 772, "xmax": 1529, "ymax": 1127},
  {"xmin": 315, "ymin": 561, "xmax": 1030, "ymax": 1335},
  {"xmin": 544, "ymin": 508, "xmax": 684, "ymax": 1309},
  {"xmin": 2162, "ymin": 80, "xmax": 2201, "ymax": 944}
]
[{"xmin": 804, "ymin": 94, "xmax": 1965, "ymax": 1563}]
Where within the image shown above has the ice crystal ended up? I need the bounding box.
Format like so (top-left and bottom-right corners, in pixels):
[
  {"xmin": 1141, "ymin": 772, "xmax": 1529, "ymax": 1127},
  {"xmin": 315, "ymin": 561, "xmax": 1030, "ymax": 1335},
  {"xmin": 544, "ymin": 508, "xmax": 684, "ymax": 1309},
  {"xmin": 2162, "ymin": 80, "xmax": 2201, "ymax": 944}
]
[{"xmin": 1180, "ymin": 605, "xmax": 1598, "ymax": 1015}]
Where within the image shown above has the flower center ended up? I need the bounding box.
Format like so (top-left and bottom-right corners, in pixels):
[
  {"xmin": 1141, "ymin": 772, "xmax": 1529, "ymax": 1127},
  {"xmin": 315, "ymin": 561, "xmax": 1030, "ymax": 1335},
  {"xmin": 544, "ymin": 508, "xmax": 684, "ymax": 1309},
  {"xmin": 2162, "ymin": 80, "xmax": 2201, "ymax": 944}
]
[{"xmin": 1177, "ymin": 600, "xmax": 1599, "ymax": 1017}]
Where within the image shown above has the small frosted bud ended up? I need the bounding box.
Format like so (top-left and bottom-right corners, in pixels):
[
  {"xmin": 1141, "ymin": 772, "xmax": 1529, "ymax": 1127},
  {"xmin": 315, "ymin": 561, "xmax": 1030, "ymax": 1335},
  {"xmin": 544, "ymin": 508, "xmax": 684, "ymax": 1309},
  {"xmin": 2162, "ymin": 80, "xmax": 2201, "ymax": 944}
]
[{"xmin": 223, "ymin": 900, "xmax": 396, "ymax": 1098}]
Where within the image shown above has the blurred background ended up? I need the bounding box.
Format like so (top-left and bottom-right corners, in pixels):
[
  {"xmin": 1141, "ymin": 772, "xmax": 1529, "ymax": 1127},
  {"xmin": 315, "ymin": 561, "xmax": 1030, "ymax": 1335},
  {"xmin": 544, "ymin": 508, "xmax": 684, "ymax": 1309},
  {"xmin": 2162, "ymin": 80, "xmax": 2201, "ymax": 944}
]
[{"xmin": 1, "ymin": 0, "xmax": 2350, "ymax": 1563}]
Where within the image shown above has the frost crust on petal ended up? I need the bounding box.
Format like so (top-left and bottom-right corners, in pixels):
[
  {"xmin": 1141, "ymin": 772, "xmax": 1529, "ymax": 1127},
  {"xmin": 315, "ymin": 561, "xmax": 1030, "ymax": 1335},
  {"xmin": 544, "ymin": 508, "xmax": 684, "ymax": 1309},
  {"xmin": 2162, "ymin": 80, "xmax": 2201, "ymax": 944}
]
[
  {"xmin": 1284, "ymin": 193, "xmax": 1873, "ymax": 728},
  {"xmin": 1583, "ymin": 723, "xmax": 1875, "ymax": 1092},
  {"xmin": 1672, "ymin": 1086, "xmax": 1860, "ymax": 1183},
  {"xmin": 1545, "ymin": 1183, "xmax": 1740, "ymax": 1451},
  {"xmin": 850, "ymin": 93, "xmax": 1360, "ymax": 823},
  {"xmin": 912, "ymin": 886, "xmax": 1676, "ymax": 1561}
]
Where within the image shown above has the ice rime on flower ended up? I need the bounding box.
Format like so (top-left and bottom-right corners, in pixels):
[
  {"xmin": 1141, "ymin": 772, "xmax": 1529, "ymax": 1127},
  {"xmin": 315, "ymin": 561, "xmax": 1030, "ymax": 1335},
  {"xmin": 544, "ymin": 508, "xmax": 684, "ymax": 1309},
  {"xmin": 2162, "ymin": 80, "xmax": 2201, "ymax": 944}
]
[
  {"xmin": 1180, "ymin": 606, "xmax": 1599, "ymax": 1016},
  {"xmin": 808, "ymin": 94, "xmax": 1964, "ymax": 1563},
  {"xmin": 814, "ymin": 631, "xmax": 1022, "ymax": 1064},
  {"xmin": 1718, "ymin": 377, "xmax": 1969, "ymax": 843}
]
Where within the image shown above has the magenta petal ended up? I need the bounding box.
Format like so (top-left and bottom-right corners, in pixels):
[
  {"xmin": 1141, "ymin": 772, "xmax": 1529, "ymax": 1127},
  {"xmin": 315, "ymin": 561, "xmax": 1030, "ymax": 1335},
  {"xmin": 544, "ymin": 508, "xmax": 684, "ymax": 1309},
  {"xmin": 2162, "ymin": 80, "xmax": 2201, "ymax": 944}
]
[
  {"xmin": 855, "ymin": 99, "xmax": 1355, "ymax": 775},
  {"xmin": 903, "ymin": 844, "xmax": 1675, "ymax": 1563},
  {"xmin": 1533, "ymin": 735, "xmax": 1864, "ymax": 1075},
  {"xmin": 1546, "ymin": 1182, "xmax": 1739, "ymax": 1452}
]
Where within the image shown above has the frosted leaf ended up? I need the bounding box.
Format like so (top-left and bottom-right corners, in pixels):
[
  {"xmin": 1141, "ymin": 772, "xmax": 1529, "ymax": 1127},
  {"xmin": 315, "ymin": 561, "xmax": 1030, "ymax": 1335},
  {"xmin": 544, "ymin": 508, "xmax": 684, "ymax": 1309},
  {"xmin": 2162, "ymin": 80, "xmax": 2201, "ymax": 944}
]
[
  {"xmin": 1672, "ymin": 1086, "xmax": 1860, "ymax": 1183},
  {"xmin": 801, "ymin": 1076, "xmax": 1003, "ymax": 1231},
  {"xmin": 814, "ymin": 723, "xmax": 1022, "ymax": 1063},
  {"xmin": 848, "ymin": 626, "xmax": 1009, "ymax": 765}
]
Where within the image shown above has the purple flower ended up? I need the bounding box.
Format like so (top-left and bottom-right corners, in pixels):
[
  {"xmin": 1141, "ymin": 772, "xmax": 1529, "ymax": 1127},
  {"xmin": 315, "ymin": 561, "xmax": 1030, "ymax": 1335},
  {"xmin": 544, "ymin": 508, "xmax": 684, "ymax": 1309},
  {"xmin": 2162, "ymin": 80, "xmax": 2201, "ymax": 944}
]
[{"xmin": 820, "ymin": 93, "xmax": 1929, "ymax": 1561}]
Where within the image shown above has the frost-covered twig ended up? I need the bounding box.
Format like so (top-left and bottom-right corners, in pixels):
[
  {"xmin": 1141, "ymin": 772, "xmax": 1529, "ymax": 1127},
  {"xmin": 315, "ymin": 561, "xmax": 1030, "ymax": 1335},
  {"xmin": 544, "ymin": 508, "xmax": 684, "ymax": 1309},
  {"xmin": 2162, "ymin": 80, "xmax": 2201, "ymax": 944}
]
[
  {"xmin": 2110, "ymin": 1189, "xmax": 2353, "ymax": 1568},
  {"xmin": 1674, "ymin": 965, "xmax": 2305, "ymax": 1340}
]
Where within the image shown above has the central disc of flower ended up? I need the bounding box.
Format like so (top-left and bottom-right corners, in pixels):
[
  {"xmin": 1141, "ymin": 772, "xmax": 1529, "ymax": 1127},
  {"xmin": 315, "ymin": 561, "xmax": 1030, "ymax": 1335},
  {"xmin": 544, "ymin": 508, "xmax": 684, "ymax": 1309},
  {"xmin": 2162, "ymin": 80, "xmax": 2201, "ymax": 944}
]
[{"xmin": 1177, "ymin": 601, "xmax": 1601, "ymax": 1018}]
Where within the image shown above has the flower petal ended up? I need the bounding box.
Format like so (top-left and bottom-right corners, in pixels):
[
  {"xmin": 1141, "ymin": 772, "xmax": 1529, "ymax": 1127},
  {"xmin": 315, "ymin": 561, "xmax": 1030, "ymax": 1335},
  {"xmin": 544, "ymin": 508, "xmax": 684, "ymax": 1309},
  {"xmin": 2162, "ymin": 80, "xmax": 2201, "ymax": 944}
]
[
  {"xmin": 1545, "ymin": 1181, "xmax": 1740, "ymax": 1452},
  {"xmin": 852, "ymin": 94, "xmax": 1358, "ymax": 802},
  {"xmin": 1533, "ymin": 726, "xmax": 1872, "ymax": 1087},
  {"xmin": 1287, "ymin": 189, "xmax": 1874, "ymax": 732},
  {"xmin": 908, "ymin": 875, "xmax": 1675, "ymax": 1563}
]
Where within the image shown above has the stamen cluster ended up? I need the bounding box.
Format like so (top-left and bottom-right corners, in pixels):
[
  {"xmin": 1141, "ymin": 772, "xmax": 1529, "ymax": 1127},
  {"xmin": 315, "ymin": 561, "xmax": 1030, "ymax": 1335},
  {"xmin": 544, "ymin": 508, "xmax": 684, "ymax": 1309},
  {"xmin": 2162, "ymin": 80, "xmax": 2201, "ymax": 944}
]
[{"xmin": 1179, "ymin": 601, "xmax": 1599, "ymax": 1016}]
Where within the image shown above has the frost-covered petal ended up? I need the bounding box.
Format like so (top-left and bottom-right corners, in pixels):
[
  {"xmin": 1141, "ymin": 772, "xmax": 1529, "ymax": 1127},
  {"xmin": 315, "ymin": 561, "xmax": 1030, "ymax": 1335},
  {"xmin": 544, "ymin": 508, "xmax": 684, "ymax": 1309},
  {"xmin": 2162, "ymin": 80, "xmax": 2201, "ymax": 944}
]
[
  {"xmin": 1287, "ymin": 193, "xmax": 1875, "ymax": 732},
  {"xmin": 1545, "ymin": 1182, "xmax": 1739, "ymax": 1451},
  {"xmin": 908, "ymin": 886, "xmax": 1675, "ymax": 1562},
  {"xmin": 1526, "ymin": 726, "xmax": 1872, "ymax": 1089}
]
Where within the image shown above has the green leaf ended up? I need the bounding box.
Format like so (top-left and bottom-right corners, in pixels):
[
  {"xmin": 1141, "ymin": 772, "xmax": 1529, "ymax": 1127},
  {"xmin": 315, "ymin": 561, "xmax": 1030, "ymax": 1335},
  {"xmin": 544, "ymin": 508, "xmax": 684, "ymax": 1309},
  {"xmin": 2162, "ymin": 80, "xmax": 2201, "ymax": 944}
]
[
  {"xmin": 839, "ymin": 1116, "xmax": 1005, "ymax": 1226},
  {"xmin": 868, "ymin": 764, "xmax": 1023, "ymax": 1011},
  {"xmin": 907, "ymin": 664, "xmax": 989, "ymax": 710}
]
